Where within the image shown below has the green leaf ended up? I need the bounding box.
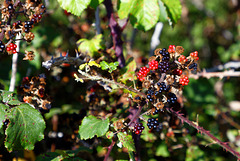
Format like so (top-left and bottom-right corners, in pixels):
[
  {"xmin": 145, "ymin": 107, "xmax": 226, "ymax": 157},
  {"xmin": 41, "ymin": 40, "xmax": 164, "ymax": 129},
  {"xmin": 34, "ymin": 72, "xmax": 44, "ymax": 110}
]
[
  {"xmin": 106, "ymin": 131, "xmax": 114, "ymax": 139},
  {"xmin": 108, "ymin": 62, "xmax": 119, "ymax": 73},
  {"xmin": 129, "ymin": 151, "xmax": 136, "ymax": 161},
  {"xmin": 79, "ymin": 115, "xmax": 109, "ymax": 140},
  {"xmin": 158, "ymin": 0, "xmax": 168, "ymax": 22},
  {"xmin": 156, "ymin": 143, "xmax": 170, "ymax": 157},
  {"xmin": 129, "ymin": 0, "xmax": 160, "ymax": 31},
  {"xmin": 5, "ymin": 104, "xmax": 46, "ymax": 152},
  {"xmin": 0, "ymin": 90, "xmax": 18, "ymax": 104},
  {"xmin": 117, "ymin": 0, "xmax": 134, "ymax": 19},
  {"xmin": 119, "ymin": 57, "xmax": 136, "ymax": 83},
  {"xmin": 118, "ymin": 0, "xmax": 160, "ymax": 31},
  {"xmin": 57, "ymin": 0, "xmax": 91, "ymax": 17},
  {"xmin": 100, "ymin": 61, "xmax": 119, "ymax": 73},
  {"xmin": 89, "ymin": 0, "xmax": 104, "ymax": 9},
  {"xmin": 100, "ymin": 61, "xmax": 110, "ymax": 70},
  {"xmin": 161, "ymin": 0, "xmax": 182, "ymax": 24},
  {"xmin": 77, "ymin": 34, "xmax": 104, "ymax": 57},
  {"xmin": 0, "ymin": 104, "xmax": 8, "ymax": 129},
  {"xmin": 186, "ymin": 145, "xmax": 205, "ymax": 161},
  {"xmin": 117, "ymin": 132, "xmax": 135, "ymax": 152}
]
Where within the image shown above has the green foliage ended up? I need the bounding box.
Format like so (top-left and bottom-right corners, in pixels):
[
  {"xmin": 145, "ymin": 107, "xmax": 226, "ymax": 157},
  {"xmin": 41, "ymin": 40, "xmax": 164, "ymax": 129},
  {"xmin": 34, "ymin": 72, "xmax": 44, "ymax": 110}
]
[
  {"xmin": 118, "ymin": 0, "xmax": 160, "ymax": 31},
  {"xmin": 0, "ymin": 104, "xmax": 8, "ymax": 129},
  {"xmin": 5, "ymin": 103, "xmax": 45, "ymax": 152},
  {"xmin": 77, "ymin": 34, "xmax": 104, "ymax": 57},
  {"xmin": 0, "ymin": 90, "xmax": 45, "ymax": 152},
  {"xmin": 217, "ymin": 41, "xmax": 240, "ymax": 62},
  {"xmin": 158, "ymin": 0, "xmax": 168, "ymax": 22},
  {"xmin": 161, "ymin": 0, "xmax": 182, "ymax": 24},
  {"xmin": 89, "ymin": 0, "xmax": 104, "ymax": 8},
  {"xmin": 0, "ymin": 90, "xmax": 20, "ymax": 104},
  {"xmin": 186, "ymin": 145, "xmax": 205, "ymax": 161},
  {"xmin": 117, "ymin": 132, "xmax": 136, "ymax": 152},
  {"xmin": 156, "ymin": 143, "xmax": 170, "ymax": 157},
  {"xmin": 79, "ymin": 115, "xmax": 109, "ymax": 140},
  {"xmin": 100, "ymin": 61, "xmax": 119, "ymax": 73},
  {"xmin": 106, "ymin": 131, "xmax": 114, "ymax": 139},
  {"xmin": 36, "ymin": 150, "xmax": 85, "ymax": 161},
  {"xmin": 57, "ymin": 0, "xmax": 91, "ymax": 16},
  {"xmin": 119, "ymin": 57, "xmax": 137, "ymax": 83}
]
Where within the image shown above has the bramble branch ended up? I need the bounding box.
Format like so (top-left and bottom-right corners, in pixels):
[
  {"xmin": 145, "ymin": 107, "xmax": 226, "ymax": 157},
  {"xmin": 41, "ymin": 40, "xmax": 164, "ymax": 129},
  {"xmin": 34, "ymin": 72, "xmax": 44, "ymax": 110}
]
[
  {"xmin": 167, "ymin": 107, "xmax": 240, "ymax": 159},
  {"xmin": 104, "ymin": 140, "xmax": 116, "ymax": 161},
  {"xmin": 190, "ymin": 69, "xmax": 240, "ymax": 79}
]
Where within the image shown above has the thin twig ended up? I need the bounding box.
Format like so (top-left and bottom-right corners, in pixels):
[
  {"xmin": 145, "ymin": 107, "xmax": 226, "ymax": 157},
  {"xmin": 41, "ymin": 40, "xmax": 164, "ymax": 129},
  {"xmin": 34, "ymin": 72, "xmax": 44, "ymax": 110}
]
[
  {"xmin": 150, "ymin": 22, "xmax": 163, "ymax": 56},
  {"xmin": 167, "ymin": 107, "xmax": 240, "ymax": 159},
  {"xmin": 9, "ymin": 34, "xmax": 21, "ymax": 92},
  {"xmin": 189, "ymin": 69, "xmax": 240, "ymax": 79},
  {"xmin": 95, "ymin": 6, "xmax": 101, "ymax": 35}
]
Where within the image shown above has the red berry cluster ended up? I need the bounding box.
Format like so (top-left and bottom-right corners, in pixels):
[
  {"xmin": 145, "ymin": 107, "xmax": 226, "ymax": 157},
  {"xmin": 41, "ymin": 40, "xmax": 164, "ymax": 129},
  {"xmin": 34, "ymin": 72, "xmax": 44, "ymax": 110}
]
[
  {"xmin": 179, "ymin": 75, "xmax": 189, "ymax": 86},
  {"xmin": 134, "ymin": 123, "xmax": 144, "ymax": 135},
  {"xmin": 168, "ymin": 45, "xmax": 176, "ymax": 53},
  {"xmin": 6, "ymin": 43, "xmax": 17, "ymax": 54},
  {"xmin": 174, "ymin": 69, "xmax": 183, "ymax": 76},
  {"xmin": 190, "ymin": 51, "xmax": 199, "ymax": 60},
  {"xmin": 137, "ymin": 66, "xmax": 150, "ymax": 81},
  {"xmin": 178, "ymin": 55, "xmax": 187, "ymax": 63},
  {"xmin": 148, "ymin": 60, "xmax": 158, "ymax": 70}
]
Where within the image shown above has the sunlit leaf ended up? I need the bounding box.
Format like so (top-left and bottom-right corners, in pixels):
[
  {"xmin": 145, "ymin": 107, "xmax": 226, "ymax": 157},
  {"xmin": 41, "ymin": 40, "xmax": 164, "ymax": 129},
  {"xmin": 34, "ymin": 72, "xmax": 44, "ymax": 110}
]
[
  {"xmin": 5, "ymin": 104, "xmax": 45, "ymax": 152},
  {"xmin": 79, "ymin": 115, "xmax": 109, "ymax": 140},
  {"xmin": 161, "ymin": 0, "xmax": 182, "ymax": 24},
  {"xmin": 57, "ymin": 0, "xmax": 91, "ymax": 17},
  {"xmin": 77, "ymin": 34, "xmax": 104, "ymax": 57},
  {"xmin": 117, "ymin": 132, "xmax": 135, "ymax": 152}
]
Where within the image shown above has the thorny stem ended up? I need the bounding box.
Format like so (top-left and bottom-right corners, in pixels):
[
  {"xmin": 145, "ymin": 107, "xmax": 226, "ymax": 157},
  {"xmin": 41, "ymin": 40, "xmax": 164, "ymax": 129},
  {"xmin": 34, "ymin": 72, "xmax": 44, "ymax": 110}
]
[
  {"xmin": 77, "ymin": 70, "xmax": 146, "ymax": 97},
  {"xmin": 104, "ymin": 140, "xmax": 116, "ymax": 161},
  {"xmin": 127, "ymin": 105, "xmax": 144, "ymax": 126},
  {"xmin": 167, "ymin": 107, "xmax": 240, "ymax": 159},
  {"xmin": 103, "ymin": 0, "xmax": 125, "ymax": 68}
]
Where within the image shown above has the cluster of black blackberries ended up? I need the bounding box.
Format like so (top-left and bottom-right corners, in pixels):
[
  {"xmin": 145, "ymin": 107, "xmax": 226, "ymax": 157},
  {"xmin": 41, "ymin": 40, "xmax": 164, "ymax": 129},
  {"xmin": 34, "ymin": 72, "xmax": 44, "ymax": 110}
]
[
  {"xmin": 188, "ymin": 63, "xmax": 197, "ymax": 71},
  {"xmin": 159, "ymin": 48, "xmax": 170, "ymax": 61},
  {"xmin": 0, "ymin": 41, "xmax": 5, "ymax": 53},
  {"xmin": 24, "ymin": 21, "xmax": 34, "ymax": 33},
  {"xmin": 167, "ymin": 92, "xmax": 177, "ymax": 104}
]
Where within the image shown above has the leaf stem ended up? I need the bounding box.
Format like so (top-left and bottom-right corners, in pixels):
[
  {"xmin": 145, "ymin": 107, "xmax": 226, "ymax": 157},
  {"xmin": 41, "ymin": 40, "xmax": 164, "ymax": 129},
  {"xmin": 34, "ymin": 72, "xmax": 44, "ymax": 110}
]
[{"xmin": 104, "ymin": 140, "xmax": 116, "ymax": 161}]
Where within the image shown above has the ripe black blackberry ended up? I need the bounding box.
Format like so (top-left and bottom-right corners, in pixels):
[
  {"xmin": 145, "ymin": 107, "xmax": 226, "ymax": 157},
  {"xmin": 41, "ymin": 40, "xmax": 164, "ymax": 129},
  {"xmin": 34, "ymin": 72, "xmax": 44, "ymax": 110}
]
[
  {"xmin": 134, "ymin": 123, "xmax": 145, "ymax": 135},
  {"xmin": 158, "ymin": 61, "xmax": 170, "ymax": 73},
  {"xmin": 152, "ymin": 108, "xmax": 159, "ymax": 115},
  {"xmin": 147, "ymin": 118, "xmax": 160, "ymax": 129},
  {"xmin": 167, "ymin": 92, "xmax": 177, "ymax": 104},
  {"xmin": 157, "ymin": 82, "xmax": 169, "ymax": 93},
  {"xmin": 0, "ymin": 41, "xmax": 5, "ymax": 52},
  {"xmin": 188, "ymin": 63, "xmax": 197, "ymax": 71},
  {"xmin": 159, "ymin": 48, "xmax": 170, "ymax": 61},
  {"xmin": 24, "ymin": 21, "xmax": 33, "ymax": 33},
  {"xmin": 8, "ymin": 4, "xmax": 14, "ymax": 14},
  {"xmin": 147, "ymin": 87, "xmax": 156, "ymax": 102}
]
